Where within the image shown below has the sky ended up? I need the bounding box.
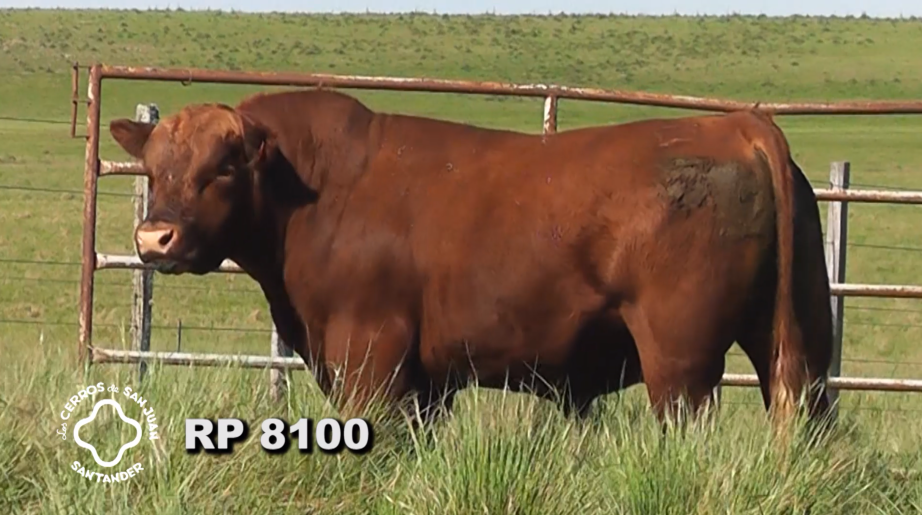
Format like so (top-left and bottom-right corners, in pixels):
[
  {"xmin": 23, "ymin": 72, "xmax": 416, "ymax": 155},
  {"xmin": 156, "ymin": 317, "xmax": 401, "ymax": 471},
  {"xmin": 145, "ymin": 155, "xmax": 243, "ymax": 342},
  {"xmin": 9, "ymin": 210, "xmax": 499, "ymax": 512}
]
[{"xmin": 1, "ymin": 0, "xmax": 920, "ymax": 17}]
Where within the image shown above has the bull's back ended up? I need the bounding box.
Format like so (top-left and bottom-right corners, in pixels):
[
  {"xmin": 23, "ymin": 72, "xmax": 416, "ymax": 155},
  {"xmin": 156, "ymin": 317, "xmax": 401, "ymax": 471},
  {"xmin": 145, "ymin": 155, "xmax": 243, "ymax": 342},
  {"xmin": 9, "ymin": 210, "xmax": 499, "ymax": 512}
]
[{"xmin": 383, "ymin": 110, "xmax": 781, "ymax": 282}]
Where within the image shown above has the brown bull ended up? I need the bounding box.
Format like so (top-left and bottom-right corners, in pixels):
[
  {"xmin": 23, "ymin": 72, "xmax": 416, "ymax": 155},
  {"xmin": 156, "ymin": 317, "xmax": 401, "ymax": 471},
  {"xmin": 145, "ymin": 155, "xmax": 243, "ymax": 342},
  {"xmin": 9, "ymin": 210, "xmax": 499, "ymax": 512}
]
[{"xmin": 109, "ymin": 88, "xmax": 832, "ymax": 427}]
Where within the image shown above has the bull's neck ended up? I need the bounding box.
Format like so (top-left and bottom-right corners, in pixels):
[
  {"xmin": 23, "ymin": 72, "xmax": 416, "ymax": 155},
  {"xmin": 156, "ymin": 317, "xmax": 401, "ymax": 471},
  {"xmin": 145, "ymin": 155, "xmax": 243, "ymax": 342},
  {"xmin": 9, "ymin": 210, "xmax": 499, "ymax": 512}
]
[
  {"xmin": 224, "ymin": 155, "xmax": 323, "ymax": 310},
  {"xmin": 226, "ymin": 95, "xmax": 377, "ymax": 303},
  {"xmin": 223, "ymin": 202, "xmax": 309, "ymax": 359},
  {"xmin": 226, "ymin": 204, "xmax": 290, "ymax": 296}
]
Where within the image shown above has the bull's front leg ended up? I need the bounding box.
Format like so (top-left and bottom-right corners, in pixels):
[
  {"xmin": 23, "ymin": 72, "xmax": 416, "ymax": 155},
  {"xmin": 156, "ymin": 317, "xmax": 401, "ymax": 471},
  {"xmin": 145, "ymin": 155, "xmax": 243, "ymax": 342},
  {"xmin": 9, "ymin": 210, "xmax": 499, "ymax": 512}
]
[{"xmin": 321, "ymin": 312, "xmax": 417, "ymax": 419}]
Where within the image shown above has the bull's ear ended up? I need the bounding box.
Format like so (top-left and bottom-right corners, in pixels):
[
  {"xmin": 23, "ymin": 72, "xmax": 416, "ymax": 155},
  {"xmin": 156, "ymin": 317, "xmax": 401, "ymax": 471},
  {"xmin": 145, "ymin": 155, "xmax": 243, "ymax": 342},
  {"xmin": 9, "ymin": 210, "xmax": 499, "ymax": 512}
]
[
  {"xmin": 240, "ymin": 113, "xmax": 278, "ymax": 171},
  {"xmin": 109, "ymin": 119, "xmax": 154, "ymax": 160}
]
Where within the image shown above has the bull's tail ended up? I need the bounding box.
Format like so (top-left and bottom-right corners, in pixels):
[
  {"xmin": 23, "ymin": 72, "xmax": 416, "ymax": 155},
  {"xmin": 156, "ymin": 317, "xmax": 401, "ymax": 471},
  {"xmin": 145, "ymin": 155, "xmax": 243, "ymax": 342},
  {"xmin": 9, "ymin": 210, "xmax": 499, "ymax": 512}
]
[{"xmin": 746, "ymin": 111, "xmax": 808, "ymax": 424}]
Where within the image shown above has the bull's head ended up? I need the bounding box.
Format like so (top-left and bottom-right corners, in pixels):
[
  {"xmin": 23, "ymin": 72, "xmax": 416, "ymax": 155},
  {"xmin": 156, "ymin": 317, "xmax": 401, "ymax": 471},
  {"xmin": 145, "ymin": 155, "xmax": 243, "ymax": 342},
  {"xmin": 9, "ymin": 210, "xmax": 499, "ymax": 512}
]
[{"xmin": 109, "ymin": 103, "xmax": 276, "ymax": 275}]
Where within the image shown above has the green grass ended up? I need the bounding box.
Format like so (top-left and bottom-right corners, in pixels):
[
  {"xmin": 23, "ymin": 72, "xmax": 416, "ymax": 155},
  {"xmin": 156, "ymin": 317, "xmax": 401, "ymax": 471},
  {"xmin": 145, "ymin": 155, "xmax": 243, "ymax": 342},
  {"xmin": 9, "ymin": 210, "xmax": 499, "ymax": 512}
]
[
  {"xmin": 4, "ymin": 347, "xmax": 922, "ymax": 514},
  {"xmin": 2, "ymin": 8, "xmax": 922, "ymax": 513}
]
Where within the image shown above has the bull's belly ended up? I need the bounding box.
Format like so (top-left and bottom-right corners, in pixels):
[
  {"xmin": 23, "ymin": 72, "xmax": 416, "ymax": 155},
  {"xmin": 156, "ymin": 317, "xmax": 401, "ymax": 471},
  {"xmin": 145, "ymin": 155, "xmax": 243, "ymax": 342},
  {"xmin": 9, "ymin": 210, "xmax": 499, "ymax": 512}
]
[{"xmin": 422, "ymin": 311, "xmax": 643, "ymax": 398}]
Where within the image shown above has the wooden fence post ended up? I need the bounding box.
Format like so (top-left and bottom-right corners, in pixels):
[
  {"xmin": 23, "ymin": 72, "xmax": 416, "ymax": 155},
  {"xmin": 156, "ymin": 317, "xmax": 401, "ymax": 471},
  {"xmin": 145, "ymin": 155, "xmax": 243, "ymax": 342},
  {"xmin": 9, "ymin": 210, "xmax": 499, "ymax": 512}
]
[
  {"xmin": 270, "ymin": 325, "xmax": 293, "ymax": 401},
  {"xmin": 824, "ymin": 161, "xmax": 849, "ymax": 418},
  {"xmin": 130, "ymin": 103, "xmax": 158, "ymax": 384}
]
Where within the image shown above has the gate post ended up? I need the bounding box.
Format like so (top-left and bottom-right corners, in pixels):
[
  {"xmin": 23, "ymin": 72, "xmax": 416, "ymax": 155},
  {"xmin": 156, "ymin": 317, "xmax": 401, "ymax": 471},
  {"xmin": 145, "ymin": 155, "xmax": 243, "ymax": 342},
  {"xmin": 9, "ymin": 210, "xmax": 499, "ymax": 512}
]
[
  {"xmin": 270, "ymin": 325, "xmax": 293, "ymax": 401},
  {"xmin": 131, "ymin": 103, "xmax": 158, "ymax": 384},
  {"xmin": 824, "ymin": 161, "xmax": 849, "ymax": 418}
]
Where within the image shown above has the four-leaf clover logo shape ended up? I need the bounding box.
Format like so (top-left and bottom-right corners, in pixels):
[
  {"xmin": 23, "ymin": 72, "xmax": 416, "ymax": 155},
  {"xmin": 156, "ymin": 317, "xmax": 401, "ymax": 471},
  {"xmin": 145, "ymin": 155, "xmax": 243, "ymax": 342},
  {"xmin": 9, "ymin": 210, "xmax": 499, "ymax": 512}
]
[{"xmin": 72, "ymin": 399, "xmax": 143, "ymax": 468}]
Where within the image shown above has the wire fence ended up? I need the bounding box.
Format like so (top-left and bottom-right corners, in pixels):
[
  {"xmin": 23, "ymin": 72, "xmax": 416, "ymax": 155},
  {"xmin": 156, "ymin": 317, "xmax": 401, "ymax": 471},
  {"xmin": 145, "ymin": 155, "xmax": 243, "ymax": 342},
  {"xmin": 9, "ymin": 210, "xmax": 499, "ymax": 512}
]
[
  {"xmin": 0, "ymin": 183, "xmax": 139, "ymax": 198},
  {"xmin": 0, "ymin": 270, "xmax": 260, "ymax": 293},
  {"xmin": 8, "ymin": 70, "xmax": 922, "ymax": 412},
  {"xmin": 1, "ymin": 317, "xmax": 270, "ymax": 334},
  {"xmin": 719, "ymin": 400, "xmax": 922, "ymax": 414},
  {"xmin": 0, "ymin": 115, "xmax": 74, "ymax": 125}
]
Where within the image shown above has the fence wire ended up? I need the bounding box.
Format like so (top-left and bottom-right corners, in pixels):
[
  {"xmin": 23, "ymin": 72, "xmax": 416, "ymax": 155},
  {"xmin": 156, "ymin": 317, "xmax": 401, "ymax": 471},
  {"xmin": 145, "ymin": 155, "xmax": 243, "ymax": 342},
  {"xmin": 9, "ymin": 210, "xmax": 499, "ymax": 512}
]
[
  {"xmin": 1, "ymin": 317, "xmax": 271, "ymax": 334},
  {"xmin": 0, "ymin": 183, "xmax": 136, "ymax": 198},
  {"xmin": 0, "ymin": 273, "xmax": 260, "ymax": 293}
]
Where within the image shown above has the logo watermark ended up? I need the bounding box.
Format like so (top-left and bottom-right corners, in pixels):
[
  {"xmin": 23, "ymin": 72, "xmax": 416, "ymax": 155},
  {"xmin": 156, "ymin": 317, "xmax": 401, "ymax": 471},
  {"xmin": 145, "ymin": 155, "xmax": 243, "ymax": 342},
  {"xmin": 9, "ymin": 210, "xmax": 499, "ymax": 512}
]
[{"xmin": 57, "ymin": 382, "xmax": 159, "ymax": 484}]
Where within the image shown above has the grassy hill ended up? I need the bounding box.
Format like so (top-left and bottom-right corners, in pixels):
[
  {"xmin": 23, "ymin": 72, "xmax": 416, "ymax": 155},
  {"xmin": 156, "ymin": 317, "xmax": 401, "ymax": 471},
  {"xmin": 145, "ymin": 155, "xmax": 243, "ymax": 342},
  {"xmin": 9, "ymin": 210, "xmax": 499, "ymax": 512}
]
[{"xmin": 2, "ymin": 9, "xmax": 922, "ymax": 513}]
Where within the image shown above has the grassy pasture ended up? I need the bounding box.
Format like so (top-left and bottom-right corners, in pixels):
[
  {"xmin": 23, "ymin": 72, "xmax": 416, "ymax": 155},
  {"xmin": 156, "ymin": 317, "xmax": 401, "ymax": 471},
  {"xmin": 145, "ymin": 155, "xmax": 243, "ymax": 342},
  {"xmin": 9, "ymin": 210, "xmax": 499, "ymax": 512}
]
[{"xmin": 2, "ymin": 9, "xmax": 922, "ymax": 513}]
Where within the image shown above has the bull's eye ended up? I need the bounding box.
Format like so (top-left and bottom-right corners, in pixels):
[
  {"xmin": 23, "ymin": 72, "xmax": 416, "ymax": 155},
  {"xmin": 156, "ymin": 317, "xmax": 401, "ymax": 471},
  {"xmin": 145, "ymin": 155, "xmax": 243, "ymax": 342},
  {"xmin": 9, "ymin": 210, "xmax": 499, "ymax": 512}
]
[{"xmin": 197, "ymin": 164, "xmax": 235, "ymax": 195}]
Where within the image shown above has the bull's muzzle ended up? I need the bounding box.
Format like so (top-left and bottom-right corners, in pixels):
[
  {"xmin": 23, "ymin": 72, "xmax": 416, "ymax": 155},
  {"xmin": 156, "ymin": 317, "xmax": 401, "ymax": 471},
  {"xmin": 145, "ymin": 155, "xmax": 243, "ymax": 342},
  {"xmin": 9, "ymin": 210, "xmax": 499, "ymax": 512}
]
[{"xmin": 135, "ymin": 220, "xmax": 180, "ymax": 263}]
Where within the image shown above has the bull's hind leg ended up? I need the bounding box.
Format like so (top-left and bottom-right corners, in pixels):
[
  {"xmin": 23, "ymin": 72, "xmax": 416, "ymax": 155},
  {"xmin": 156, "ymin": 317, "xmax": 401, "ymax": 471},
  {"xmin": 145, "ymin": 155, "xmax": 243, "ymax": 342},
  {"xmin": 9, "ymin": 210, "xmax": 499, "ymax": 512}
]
[
  {"xmin": 737, "ymin": 308, "xmax": 831, "ymax": 433},
  {"xmin": 619, "ymin": 299, "xmax": 732, "ymax": 427},
  {"xmin": 737, "ymin": 316, "xmax": 830, "ymax": 425},
  {"xmin": 735, "ymin": 309, "xmax": 775, "ymax": 411}
]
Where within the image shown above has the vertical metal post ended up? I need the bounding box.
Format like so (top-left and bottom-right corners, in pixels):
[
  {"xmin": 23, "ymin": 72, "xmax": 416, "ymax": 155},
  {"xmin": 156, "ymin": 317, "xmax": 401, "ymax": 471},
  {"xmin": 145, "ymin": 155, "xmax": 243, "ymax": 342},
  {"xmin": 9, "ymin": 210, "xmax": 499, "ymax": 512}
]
[
  {"xmin": 79, "ymin": 64, "xmax": 102, "ymax": 365},
  {"xmin": 824, "ymin": 161, "xmax": 849, "ymax": 418},
  {"xmin": 131, "ymin": 103, "xmax": 158, "ymax": 384},
  {"xmin": 270, "ymin": 324, "xmax": 293, "ymax": 402},
  {"xmin": 542, "ymin": 95, "xmax": 558, "ymax": 134}
]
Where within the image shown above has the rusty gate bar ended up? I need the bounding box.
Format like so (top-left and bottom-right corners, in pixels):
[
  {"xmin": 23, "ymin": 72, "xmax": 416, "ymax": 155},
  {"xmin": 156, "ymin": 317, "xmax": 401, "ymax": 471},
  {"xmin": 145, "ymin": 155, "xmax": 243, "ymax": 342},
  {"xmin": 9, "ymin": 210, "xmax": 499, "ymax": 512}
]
[
  {"xmin": 99, "ymin": 160, "xmax": 144, "ymax": 175},
  {"xmin": 92, "ymin": 158, "xmax": 922, "ymax": 205},
  {"xmin": 832, "ymin": 283, "xmax": 922, "ymax": 298},
  {"xmin": 97, "ymin": 65, "xmax": 922, "ymax": 115},
  {"xmin": 79, "ymin": 64, "xmax": 102, "ymax": 364},
  {"xmin": 95, "ymin": 253, "xmax": 244, "ymax": 273},
  {"xmin": 814, "ymin": 189, "xmax": 922, "ymax": 203},
  {"xmin": 87, "ymin": 348, "xmax": 922, "ymax": 393},
  {"xmin": 720, "ymin": 373, "xmax": 922, "ymax": 392}
]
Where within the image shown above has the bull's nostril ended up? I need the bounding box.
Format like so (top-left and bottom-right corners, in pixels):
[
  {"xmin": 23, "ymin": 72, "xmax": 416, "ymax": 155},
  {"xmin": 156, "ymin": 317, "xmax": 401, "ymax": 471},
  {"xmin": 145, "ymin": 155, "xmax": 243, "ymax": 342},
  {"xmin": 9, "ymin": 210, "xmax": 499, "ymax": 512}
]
[{"xmin": 158, "ymin": 229, "xmax": 174, "ymax": 247}]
